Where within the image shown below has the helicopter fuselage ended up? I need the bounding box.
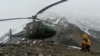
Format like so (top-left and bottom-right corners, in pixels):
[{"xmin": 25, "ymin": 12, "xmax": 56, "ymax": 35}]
[{"xmin": 24, "ymin": 21, "xmax": 56, "ymax": 39}]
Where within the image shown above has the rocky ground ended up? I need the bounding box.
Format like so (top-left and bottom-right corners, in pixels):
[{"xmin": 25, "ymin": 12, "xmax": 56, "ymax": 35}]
[
  {"xmin": 0, "ymin": 42, "xmax": 100, "ymax": 56},
  {"xmin": 1, "ymin": 18, "xmax": 100, "ymax": 56}
]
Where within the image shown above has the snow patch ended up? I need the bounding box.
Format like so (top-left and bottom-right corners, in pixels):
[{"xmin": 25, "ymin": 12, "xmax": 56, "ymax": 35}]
[
  {"xmin": 0, "ymin": 36, "xmax": 10, "ymax": 43},
  {"xmin": 68, "ymin": 46, "xmax": 81, "ymax": 50}
]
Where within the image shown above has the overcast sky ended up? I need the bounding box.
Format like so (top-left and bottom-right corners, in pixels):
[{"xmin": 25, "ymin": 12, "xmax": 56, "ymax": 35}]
[{"xmin": 0, "ymin": 0, "xmax": 100, "ymax": 36}]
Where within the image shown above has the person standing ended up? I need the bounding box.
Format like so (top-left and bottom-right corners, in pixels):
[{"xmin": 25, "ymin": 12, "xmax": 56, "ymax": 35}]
[{"xmin": 81, "ymin": 34, "xmax": 91, "ymax": 52}]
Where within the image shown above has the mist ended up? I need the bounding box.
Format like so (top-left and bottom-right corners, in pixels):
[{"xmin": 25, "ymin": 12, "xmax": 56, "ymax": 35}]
[{"xmin": 0, "ymin": 0, "xmax": 100, "ymax": 36}]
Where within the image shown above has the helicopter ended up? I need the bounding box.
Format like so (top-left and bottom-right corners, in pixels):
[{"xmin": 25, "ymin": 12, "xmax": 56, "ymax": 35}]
[
  {"xmin": 0, "ymin": 0, "xmax": 67, "ymax": 40},
  {"xmin": 23, "ymin": 21, "xmax": 56, "ymax": 39}
]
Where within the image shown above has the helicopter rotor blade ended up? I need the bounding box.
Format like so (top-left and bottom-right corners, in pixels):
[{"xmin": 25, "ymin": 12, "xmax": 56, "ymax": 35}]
[
  {"xmin": 36, "ymin": 18, "xmax": 64, "ymax": 26},
  {"xmin": 0, "ymin": 0, "xmax": 68, "ymax": 22},
  {"xmin": 0, "ymin": 17, "xmax": 31, "ymax": 22},
  {"xmin": 34, "ymin": 0, "xmax": 67, "ymax": 18}
]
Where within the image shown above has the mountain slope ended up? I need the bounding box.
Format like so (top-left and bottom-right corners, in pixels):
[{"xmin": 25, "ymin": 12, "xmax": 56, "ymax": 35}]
[
  {"xmin": 12, "ymin": 17, "xmax": 100, "ymax": 52},
  {"xmin": 47, "ymin": 18, "xmax": 100, "ymax": 52}
]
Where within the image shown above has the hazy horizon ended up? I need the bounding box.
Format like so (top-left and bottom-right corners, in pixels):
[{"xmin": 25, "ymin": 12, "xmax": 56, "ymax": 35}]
[{"xmin": 0, "ymin": 0, "xmax": 100, "ymax": 36}]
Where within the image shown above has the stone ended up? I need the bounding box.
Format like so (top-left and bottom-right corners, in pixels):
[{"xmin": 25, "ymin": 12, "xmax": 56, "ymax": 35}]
[
  {"xmin": 0, "ymin": 52, "xmax": 3, "ymax": 56},
  {"xmin": 38, "ymin": 53, "xmax": 44, "ymax": 56}
]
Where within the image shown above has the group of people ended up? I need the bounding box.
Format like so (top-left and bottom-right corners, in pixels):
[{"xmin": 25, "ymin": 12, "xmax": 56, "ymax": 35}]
[{"xmin": 81, "ymin": 33, "xmax": 91, "ymax": 52}]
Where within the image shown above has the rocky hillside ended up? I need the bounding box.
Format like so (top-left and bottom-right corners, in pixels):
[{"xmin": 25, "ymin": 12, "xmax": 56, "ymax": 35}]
[
  {"xmin": 13, "ymin": 17, "xmax": 100, "ymax": 51},
  {"xmin": 8, "ymin": 17, "xmax": 100, "ymax": 56},
  {"xmin": 44, "ymin": 17, "xmax": 100, "ymax": 52}
]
